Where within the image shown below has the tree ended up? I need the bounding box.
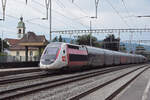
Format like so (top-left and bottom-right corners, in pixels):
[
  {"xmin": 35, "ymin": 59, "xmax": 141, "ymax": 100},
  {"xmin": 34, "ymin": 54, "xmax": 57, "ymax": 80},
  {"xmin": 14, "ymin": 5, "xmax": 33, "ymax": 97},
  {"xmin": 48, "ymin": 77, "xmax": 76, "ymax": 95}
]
[
  {"xmin": 120, "ymin": 44, "xmax": 127, "ymax": 52},
  {"xmin": 76, "ymin": 34, "xmax": 100, "ymax": 47},
  {"xmin": 102, "ymin": 34, "xmax": 120, "ymax": 51},
  {"xmin": 58, "ymin": 35, "xmax": 62, "ymax": 42},
  {"xmin": 63, "ymin": 39, "xmax": 66, "ymax": 43},
  {"xmin": 70, "ymin": 39, "xmax": 74, "ymax": 44},
  {"xmin": 0, "ymin": 38, "xmax": 9, "ymax": 53},
  {"xmin": 52, "ymin": 36, "xmax": 58, "ymax": 42}
]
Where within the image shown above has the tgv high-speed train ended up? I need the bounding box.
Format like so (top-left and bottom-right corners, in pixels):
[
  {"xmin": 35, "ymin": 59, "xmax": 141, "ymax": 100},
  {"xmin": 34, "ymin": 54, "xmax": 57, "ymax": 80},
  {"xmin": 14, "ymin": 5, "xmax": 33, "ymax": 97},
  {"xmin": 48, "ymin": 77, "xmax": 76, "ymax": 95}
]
[{"xmin": 40, "ymin": 42, "xmax": 147, "ymax": 70}]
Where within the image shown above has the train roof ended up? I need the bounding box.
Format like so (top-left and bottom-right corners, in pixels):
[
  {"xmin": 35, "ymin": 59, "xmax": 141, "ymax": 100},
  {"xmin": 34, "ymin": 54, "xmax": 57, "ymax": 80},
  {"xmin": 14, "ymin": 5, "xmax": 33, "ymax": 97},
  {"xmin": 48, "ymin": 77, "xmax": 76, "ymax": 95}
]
[{"xmin": 47, "ymin": 42, "xmax": 146, "ymax": 58}]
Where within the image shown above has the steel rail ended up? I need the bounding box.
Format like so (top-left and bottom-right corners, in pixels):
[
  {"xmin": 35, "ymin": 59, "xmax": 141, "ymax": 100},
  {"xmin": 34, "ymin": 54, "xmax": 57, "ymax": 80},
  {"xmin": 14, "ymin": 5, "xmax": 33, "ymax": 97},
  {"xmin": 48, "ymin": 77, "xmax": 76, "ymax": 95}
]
[
  {"xmin": 0, "ymin": 64, "xmax": 147, "ymax": 100},
  {"xmin": 0, "ymin": 64, "xmax": 139, "ymax": 85},
  {"xmin": 69, "ymin": 65, "xmax": 149, "ymax": 100}
]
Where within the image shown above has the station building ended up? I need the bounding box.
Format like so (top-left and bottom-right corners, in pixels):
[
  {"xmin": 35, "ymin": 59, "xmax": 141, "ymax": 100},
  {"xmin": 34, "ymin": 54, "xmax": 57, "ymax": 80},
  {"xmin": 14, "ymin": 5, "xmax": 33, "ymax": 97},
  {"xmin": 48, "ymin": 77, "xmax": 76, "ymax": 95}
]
[
  {"xmin": 4, "ymin": 17, "xmax": 48, "ymax": 62},
  {"xmin": 135, "ymin": 45, "xmax": 150, "ymax": 61}
]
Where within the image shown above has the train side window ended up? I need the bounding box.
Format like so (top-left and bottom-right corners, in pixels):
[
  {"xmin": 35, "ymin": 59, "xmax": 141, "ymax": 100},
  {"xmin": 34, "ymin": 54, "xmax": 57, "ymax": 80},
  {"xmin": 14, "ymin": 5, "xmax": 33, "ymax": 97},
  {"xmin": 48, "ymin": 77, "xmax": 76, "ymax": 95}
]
[
  {"xmin": 63, "ymin": 50, "xmax": 65, "ymax": 54},
  {"xmin": 68, "ymin": 45, "xmax": 79, "ymax": 49}
]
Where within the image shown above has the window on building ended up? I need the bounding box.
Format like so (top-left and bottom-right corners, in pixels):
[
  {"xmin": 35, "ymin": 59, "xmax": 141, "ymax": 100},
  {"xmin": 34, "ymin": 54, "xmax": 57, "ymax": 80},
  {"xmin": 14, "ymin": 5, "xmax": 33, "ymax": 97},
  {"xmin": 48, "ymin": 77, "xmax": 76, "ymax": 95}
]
[
  {"xmin": 30, "ymin": 51, "xmax": 33, "ymax": 56},
  {"xmin": 16, "ymin": 51, "xmax": 19, "ymax": 56},
  {"xmin": 18, "ymin": 29, "xmax": 21, "ymax": 33}
]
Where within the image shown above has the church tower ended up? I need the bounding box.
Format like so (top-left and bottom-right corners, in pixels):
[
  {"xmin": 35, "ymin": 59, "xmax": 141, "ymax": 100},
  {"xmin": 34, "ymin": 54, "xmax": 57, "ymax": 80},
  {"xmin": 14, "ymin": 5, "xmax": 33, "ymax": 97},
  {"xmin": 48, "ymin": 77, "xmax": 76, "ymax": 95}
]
[{"xmin": 17, "ymin": 17, "xmax": 26, "ymax": 39}]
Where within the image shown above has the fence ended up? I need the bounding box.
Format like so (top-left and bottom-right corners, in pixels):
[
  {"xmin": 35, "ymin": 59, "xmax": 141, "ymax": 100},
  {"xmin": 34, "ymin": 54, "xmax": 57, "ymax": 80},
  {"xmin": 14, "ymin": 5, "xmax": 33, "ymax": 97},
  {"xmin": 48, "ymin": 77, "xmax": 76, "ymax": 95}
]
[{"xmin": 0, "ymin": 55, "xmax": 40, "ymax": 63}]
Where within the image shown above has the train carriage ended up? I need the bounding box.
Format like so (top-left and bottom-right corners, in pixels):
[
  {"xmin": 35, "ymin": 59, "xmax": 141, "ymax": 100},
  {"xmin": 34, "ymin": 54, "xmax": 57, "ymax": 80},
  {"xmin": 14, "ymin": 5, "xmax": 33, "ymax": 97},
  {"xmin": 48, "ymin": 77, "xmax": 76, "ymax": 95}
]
[
  {"xmin": 67, "ymin": 44, "xmax": 88, "ymax": 67},
  {"xmin": 113, "ymin": 51, "xmax": 121, "ymax": 65},
  {"xmin": 40, "ymin": 42, "xmax": 147, "ymax": 70},
  {"xmin": 86, "ymin": 46, "xmax": 105, "ymax": 66}
]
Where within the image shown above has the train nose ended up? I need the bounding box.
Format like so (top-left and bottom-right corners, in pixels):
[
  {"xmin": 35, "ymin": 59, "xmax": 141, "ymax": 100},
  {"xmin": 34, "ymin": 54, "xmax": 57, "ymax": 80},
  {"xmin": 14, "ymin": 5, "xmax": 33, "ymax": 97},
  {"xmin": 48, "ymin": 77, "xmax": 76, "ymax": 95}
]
[
  {"xmin": 40, "ymin": 63, "xmax": 51, "ymax": 70},
  {"xmin": 40, "ymin": 58, "xmax": 55, "ymax": 65}
]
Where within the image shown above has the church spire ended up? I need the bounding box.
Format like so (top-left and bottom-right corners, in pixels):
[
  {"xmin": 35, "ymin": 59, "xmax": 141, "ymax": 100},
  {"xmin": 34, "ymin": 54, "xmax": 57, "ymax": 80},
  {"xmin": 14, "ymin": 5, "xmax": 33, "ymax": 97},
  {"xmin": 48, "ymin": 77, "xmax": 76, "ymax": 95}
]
[{"xmin": 17, "ymin": 16, "xmax": 26, "ymax": 39}]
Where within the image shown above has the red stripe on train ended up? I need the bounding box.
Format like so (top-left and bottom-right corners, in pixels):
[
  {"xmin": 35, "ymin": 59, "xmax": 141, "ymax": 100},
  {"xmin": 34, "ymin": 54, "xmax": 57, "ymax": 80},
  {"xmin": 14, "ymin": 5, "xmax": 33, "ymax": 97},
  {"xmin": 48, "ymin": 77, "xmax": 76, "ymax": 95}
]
[
  {"xmin": 56, "ymin": 48, "xmax": 61, "ymax": 59},
  {"xmin": 68, "ymin": 61, "xmax": 87, "ymax": 66},
  {"xmin": 68, "ymin": 48, "xmax": 87, "ymax": 55}
]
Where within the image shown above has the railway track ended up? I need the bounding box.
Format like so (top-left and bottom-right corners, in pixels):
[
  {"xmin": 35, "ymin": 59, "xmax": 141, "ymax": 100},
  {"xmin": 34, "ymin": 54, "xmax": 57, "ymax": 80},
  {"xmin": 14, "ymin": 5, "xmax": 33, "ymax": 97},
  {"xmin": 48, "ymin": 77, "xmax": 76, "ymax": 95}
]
[
  {"xmin": 69, "ymin": 65, "xmax": 149, "ymax": 100},
  {"xmin": 0, "ymin": 67, "xmax": 41, "ymax": 77},
  {"xmin": 0, "ymin": 71, "xmax": 51, "ymax": 85},
  {"xmin": 0, "ymin": 64, "xmax": 138, "ymax": 85},
  {"xmin": 0, "ymin": 64, "xmax": 148, "ymax": 100}
]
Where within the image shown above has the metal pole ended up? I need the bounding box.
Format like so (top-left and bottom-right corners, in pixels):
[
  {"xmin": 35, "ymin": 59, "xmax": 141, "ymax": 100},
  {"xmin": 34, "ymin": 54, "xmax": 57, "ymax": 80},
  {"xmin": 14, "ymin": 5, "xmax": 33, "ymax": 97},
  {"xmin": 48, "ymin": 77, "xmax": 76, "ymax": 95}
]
[
  {"xmin": 1, "ymin": 31, "xmax": 3, "ymax": 53},
  {"xmin": 90, "ymin": 20, "xmax": 92, "ymax": 46},
  {"xmin": 1, "ymin": 0, "xmax": 7, "ymax": 21},
  {"xmin": 49, "ymin": 0, "xmax": 52, "ymax": 42},
  {"xmin": 95, "ymin": 0, "xmax": 99, "ymax": 18},
  {"xmin": 130, "ymin": 31, "xmax": 133, "ymax": 53},
  {"xmin": 118, "ymin": 31, "xmax": 120, "ymax": 51}
]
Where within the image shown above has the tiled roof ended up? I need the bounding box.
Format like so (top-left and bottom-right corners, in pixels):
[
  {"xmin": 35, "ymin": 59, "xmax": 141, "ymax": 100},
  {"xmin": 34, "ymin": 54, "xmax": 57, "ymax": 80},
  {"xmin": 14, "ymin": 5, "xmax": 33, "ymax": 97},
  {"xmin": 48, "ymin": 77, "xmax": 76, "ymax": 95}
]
[
  {"xmin": 5, "ymin": 31, "xmax": 47, "ymax": 51},
  {"xmin": 5, "ymin": 38, "xmax": 19, "ymax": 46},
  {"xmin": 19, "ymin": 32, "xmax": 47, "ymax": 43},
  {"xmin": 9, "ymin": 45, "xmax": 37, "ymax": 51}
]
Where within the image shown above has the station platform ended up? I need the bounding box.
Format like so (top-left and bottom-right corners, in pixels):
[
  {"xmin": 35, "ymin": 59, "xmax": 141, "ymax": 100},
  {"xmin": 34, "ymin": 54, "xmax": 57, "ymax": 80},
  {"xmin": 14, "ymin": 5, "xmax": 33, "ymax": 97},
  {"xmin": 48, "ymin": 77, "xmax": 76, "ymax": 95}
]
[
  {"xmin": 81, "ymin": 65, "xmax": 150, "ymax": 100},
  {"xmin": 114, "ymin": 67, "xmax": 150, "ymax": 100}
]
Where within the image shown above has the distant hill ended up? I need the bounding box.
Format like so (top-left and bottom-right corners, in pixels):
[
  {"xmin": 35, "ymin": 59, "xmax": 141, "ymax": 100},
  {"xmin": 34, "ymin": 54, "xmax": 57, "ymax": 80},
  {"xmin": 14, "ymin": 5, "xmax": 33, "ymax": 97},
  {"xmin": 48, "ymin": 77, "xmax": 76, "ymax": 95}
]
[{"xmin": 120, "ymin": 42, "xmax": 150, "ymax": 52}]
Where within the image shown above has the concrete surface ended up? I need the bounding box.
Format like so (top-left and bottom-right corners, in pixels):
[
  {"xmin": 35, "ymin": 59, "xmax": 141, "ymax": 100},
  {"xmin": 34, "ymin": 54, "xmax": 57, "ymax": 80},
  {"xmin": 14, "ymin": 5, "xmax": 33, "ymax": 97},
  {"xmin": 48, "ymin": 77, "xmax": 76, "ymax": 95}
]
[
  {"xmin": 114, "ymin": 67, "xmax": 150, "ymax": 100},
  {"xmin": 81, "ymin": 66, "xmax": 148, "ymax": 100}
]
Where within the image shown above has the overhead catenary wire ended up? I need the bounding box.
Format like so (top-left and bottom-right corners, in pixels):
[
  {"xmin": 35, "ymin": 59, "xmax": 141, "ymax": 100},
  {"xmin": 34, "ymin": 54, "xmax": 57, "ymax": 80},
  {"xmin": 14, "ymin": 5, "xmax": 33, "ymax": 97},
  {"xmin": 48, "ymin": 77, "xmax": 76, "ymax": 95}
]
[
  {"xmin": 52, "ymin": 0, "xmax": 90, "ymax": 29},
  {"xmin": 105, "ymin": 0, "xmax": 130, "ymax": 28},
  {"xmin": 32, "ymin": 0, "xmax": 89, "ymax": 29},
  {"xmin": 56, "ymin": 0, "xmax": 84, "ymax": 18},
  {"xmin": 67, "ymin": 0, "xmax": 89, "ymax": 16},
  {"xmin": 56, "ymin": 0, "xmax": 65, "ymax": 8},
  {"xmin": 121, "ymin": 0, "xmax": 130, "ymax": 16},
  {"xmin": 121, "ymin": 0, "xmax": 137, "ymax": 28},
  {"xmin": 0, "ymin": 1, "xmax": 78, "ymax": 33},
  {"xmin": 13, "ymin": 0, "xmax": 45, "ymax": 16},
  {"xmin": 13, "ymin": 0, "xmax": 68, "ymax": 30},
  {"xmin": 0, "ymin": 11, "xmax": 77, "ymax": 33},
  {"xmin": 54, "ymin": 1, "xmax": 89, "ymax": 29},
  {"xmin": 1, "ymin": 0, "xmax": 147, "ymax": 36},
  {"xmin": 28, "ymin": 0, "xmax": 95, "ymax": 29},
  {"xmin": 0, "ymin": 12, "xmax": 51, "ymax": 33}
]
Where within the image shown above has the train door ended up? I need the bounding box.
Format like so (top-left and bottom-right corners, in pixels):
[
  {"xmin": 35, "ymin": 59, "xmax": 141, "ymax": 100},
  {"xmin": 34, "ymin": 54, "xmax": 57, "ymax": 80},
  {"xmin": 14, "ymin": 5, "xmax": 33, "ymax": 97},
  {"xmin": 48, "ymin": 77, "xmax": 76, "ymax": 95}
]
[{"xmin": 61, "ymin": 44, "xmax": 68, "ymax": 64}]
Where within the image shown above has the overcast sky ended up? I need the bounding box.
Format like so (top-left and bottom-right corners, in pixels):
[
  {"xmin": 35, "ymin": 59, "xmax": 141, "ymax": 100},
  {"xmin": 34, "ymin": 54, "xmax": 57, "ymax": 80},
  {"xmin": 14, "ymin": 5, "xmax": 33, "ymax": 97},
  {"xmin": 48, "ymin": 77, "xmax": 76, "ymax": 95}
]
[{"xmin": 0, "ymin": 0, "xmax": 150, "ymax": 45}]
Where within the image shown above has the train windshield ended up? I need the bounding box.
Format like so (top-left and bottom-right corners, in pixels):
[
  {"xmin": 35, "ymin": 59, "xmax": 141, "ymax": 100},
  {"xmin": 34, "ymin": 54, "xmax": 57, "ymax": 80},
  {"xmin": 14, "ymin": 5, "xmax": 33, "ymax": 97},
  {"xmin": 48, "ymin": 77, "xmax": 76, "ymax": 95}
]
[
  {"xmin": 41, "ymin": 43, "xmax": 61, "ymax": 65},
  {"xmin": 45, "ymin": 47, "xmax": 58, "ymax": 55}
]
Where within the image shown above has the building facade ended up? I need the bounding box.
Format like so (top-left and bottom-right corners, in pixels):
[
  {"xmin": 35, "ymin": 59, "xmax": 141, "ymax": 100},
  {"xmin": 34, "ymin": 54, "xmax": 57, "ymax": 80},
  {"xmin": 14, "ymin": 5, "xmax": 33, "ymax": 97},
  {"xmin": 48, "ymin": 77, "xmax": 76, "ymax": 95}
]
[{"xmin": 4, "ymin": 17, "xmax": 48, "ymax": 62}]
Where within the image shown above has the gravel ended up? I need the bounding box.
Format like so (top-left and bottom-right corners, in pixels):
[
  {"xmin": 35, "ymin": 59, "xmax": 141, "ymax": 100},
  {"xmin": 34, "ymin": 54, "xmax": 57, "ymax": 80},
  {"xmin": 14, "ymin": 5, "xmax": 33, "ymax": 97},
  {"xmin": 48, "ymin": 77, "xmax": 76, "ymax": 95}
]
[
  {"xmin": 13, "ymin": 66, "xmax": 142, "ymax": 100},
  {"xmin": 0, "ymin": 67, "xmax": 114, "ymax": 92},
  {"xmin": 0, "ymin": 71, "xmax": 45, "ymax": 81}
]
